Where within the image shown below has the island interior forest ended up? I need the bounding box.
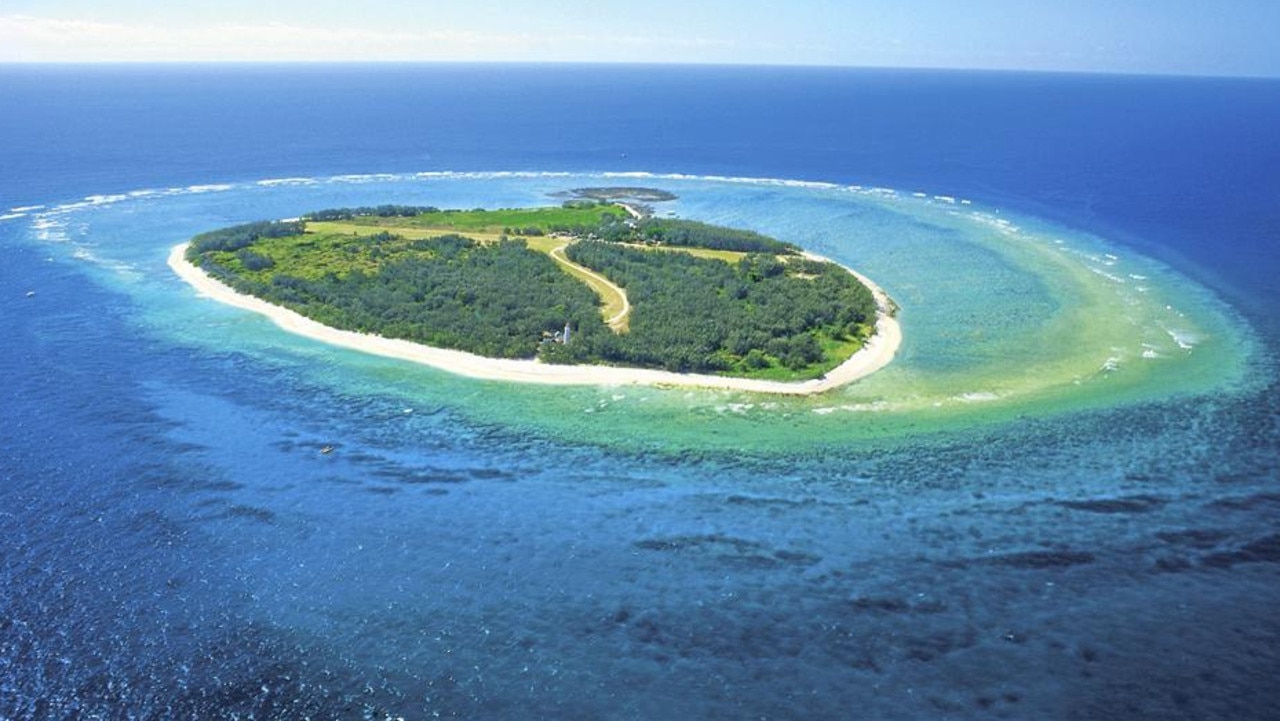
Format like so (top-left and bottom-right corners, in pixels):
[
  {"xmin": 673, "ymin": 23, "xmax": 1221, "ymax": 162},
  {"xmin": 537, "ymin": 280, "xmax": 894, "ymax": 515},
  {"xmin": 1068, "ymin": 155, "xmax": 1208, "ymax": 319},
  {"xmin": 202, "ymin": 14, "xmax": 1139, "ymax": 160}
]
[{"xmin": 185, "ymin": 199, "xmax": 880, "ymax": 380}]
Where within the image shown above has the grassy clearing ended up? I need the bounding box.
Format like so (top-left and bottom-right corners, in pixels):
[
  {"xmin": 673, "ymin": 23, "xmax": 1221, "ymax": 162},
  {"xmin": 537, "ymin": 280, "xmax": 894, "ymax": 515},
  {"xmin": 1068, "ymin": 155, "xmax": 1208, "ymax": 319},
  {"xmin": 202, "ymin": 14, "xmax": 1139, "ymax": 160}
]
[
  {"xmin": 307, "ymin": 219, "xmax": 746, "ymax": 270},
  {"xmin": 520, "ymin": 236, "xmax": 566, "ymax": 254},
  {"xmin": 307, "ymin": 220, "xmax": 504, "ymax": 244},
  {"xmin": 324, "ymin": 205, "xmax": 626, "ymax": 235},
  {"xmin": 616, "ymin": 242, "xmax": 749, "ymax": 264},
  {"xmin": 232, "ymin": 232, "xmax": 390, "ymax": 280}
]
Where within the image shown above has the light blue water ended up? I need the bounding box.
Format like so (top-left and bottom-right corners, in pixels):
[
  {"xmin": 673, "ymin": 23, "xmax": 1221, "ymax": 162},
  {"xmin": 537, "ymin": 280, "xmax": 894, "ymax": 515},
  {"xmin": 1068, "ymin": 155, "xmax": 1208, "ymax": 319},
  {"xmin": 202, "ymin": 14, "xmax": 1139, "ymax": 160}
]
[
  {"xmin": 41, "ymin": 171, "xmax": 1259, "ymax": 447},
  {"xmin": 1, "ymin": 65, "xmax": 1278, "ymax": 720}
]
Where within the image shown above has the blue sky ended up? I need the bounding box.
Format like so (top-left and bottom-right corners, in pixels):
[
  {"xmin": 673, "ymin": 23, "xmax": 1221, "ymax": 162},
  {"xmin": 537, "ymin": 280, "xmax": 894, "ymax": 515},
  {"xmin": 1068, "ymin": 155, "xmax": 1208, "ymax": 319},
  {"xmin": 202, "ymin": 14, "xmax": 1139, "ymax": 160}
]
[{"xmin": 2, "ymin": 0, "xmax": 1278, "ymax": 77}]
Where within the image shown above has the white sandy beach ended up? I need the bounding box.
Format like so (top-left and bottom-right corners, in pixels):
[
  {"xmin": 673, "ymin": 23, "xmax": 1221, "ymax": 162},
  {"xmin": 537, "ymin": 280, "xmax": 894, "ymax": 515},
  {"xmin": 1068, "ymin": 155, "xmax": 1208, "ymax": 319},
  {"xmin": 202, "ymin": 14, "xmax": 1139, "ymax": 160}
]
[{"xmin": 168, "ymin": 243, "xmax": 900, "ymax": 395}]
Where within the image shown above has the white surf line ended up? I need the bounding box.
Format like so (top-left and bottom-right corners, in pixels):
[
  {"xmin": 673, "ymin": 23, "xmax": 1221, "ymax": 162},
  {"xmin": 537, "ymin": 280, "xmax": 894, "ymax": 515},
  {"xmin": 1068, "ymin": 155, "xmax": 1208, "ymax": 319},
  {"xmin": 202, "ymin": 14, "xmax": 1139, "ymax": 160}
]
[{"xmin": 549, "ymin": 242, "xmax": 631, "ymax": 331}]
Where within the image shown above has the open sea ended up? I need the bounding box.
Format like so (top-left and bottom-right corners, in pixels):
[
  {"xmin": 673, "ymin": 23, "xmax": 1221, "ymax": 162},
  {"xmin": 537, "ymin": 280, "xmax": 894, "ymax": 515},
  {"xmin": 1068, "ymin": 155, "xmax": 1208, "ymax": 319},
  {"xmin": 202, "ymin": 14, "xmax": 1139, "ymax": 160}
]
[{"xmin": 1, "ymin": 64, "xmax": 1278, "ymax": 719}]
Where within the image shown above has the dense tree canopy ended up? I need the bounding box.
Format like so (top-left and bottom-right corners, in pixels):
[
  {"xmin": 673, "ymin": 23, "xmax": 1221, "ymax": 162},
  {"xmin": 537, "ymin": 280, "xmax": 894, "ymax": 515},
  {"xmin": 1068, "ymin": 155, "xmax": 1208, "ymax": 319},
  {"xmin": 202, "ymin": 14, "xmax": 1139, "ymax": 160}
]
[
  {"xmin": 551, "ymin": 242, "xmax": 875, "ymax": 374},
  {"xmin": 303, "ymin": 205, "xmax": 440, "ymax": 221},
  {"xmin": 192, "ymin": 232, "xmax": 607, "ymax": 359},
  {"xmin": 186, "ymin": 203, "xmax": 880, "ymax": 379},
  {"xmin": 190, "ymin": 220, "xmax": 305, "ymax": 254}
]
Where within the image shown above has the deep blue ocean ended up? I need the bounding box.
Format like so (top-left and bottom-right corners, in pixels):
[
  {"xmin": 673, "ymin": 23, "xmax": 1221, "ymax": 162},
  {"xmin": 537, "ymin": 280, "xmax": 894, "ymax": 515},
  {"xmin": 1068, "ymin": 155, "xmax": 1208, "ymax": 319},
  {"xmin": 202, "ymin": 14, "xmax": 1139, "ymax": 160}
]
[{"xmin": 1, "ymin": 64, "xmax": 1278, "ymax": 719}]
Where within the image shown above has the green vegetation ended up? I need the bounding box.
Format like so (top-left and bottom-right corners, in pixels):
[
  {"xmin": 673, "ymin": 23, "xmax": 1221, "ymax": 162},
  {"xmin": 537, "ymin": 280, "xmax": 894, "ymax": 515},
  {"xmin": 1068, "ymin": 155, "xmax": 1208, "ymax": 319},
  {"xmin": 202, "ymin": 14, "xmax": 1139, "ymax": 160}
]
[
  {"xmin": 592, "ymin": 214, "xmax": 800, "ymax": 255},
  {"xmin": 304, "ymin": 205, "xmax": 439, "ymax": 221},
  {"xmin": 304, "ymin": 204, "xmax": 628, "ymax": 237},
  {"xmin": 190, "ymin": 219, "xmax": 305, "ymax": 253},
  {"xmin": 550, "ymin": 243, "xmax": 875, "ymax": 376},
  {"xmin": 547, "ymin": 245, "xmax": 630, "ymax": 332},
  {"xmin": 186, "ymin": 203, "xmax": 880, "ymax": 380},
  {"xmin": 190, "ymin": 229, "xmax": 606, "ymax": 359}
]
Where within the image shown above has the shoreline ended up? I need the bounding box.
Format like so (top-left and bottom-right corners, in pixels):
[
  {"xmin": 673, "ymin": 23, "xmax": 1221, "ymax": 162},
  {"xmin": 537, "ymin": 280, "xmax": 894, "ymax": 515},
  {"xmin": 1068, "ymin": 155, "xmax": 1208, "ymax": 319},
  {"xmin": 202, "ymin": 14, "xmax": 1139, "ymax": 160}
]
[{"xmin": 168, "ymin": 243, "xmax": 901, "ymax": 395}]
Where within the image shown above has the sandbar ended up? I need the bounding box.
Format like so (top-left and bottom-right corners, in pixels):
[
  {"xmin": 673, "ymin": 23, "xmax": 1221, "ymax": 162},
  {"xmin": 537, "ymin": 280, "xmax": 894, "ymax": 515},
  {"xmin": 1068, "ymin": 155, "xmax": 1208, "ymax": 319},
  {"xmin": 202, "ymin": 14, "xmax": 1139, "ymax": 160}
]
[{"xmin": 168, "ymin": 243, "xmax": 900, "ymax": 395}]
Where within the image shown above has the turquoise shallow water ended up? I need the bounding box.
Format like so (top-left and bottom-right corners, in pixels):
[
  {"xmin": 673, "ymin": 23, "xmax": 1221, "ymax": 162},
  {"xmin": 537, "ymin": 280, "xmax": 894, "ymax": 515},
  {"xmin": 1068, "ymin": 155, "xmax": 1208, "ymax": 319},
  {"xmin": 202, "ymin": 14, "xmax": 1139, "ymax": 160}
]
[
  {"xmin": 3, "ymin": 171, "xmax": 1276, "ymax": 719},
  {"xmin": 3, "ymin": 66, "xmax": 1279, "ymax": 721},
  {"xmin": 26, "ymin": 171, "xmax": 1261, "ymax": 452}
]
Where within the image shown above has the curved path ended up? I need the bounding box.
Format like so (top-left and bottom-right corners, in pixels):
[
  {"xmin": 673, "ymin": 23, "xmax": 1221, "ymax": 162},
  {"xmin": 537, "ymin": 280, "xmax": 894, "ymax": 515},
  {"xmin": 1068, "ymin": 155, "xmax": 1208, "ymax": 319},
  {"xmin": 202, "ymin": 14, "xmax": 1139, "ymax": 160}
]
[
  {"xmin": 549, "ymin": 242, "xmax": 631, "ymax": 332},
  {"xmin": 171, "ymin": 243, "xmax": 900, "ymax": 396}
]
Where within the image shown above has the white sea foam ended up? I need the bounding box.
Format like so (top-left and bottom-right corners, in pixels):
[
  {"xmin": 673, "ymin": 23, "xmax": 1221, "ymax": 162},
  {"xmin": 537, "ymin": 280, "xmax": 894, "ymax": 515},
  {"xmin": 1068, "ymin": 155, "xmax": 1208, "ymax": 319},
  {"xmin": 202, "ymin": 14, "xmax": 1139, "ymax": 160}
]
[
  {"xmin": 911, "ymin": 192, "xmax": 928, "ymax": 198},
  {"xmin": 32, "ymin": 217, "xmax": 68, "ymax": 242},
  {"xmin": 601, "ymin": 171, "xmax": 840, "ymax": 191},
  {"xmin": 84, "ymin": 194, "xmax": 130, "ymax": 205},
  {"xmin": 1164, "ymin": 327, "xmax": 1199, "ymax": 350},
  {"xmin": 47, "ymin": 201, "xmax": 93, "ymax": 214},
  {"xmin": 185, "ymin": 184, "xmax": 235, "ymax": 194},
  {"xmin": 328, "ymin": 174, "xmax": 402, "ymax": 184},
  {"xmin": 256, "ymin": 177, "xmax": 319, "ymax": 187},
  {"xmin": 954, "ymin": 392, "xmax": 999, "ymax": 403},
  {"xmin": 600, "ymin": 171, "xmax": 658, "ymax": 179},
  {"xmin": 784, "ymin": 179, "xmax": 839, "ymax": 190},
  {"xmin": 933, "ymin": 195, "xmax": 957, "ymax": 204},
  {"xmin": 1101, "ymin": 356, "xmax": 1122, "ymax": 372},
  {"xmin": 408, "ymin": 170, "xmax": 572, "ymax": 181},
  {"xmin": 1088, "ymin": 267, "xmax": 1127, "ymax": 284},
  {"xmin": 405, "ymin": 169, "xmax": 854, "ymax": 195},
  {"xmin": 10, "ymin": 205, "xmax": 45, "ymax": 213},
  {"xmin": 48, "ymin": 189, "xmax": 157, "ymax": 215},
  {"xmin": 69, "ymin": 246, "xmax": 138, "ymax": 279},
  {"xmin": 0, "ymin": 213, "xmax": 25, "ymax": 221},
  {"xmin": 423, "ymin": 170, "xmax": 552, "ymax": 180},
  {"xmin": 44, "ymin": 195, "xmax": 129, "ymax": 214},
  {"xmin": 1129, "ymin": 273, "xmax": 1148, "ymax": 281},
  {"xmin": 967, "ymin": 212, "xmax": 1022, "ymax": 237},
  {"xmin": 811, "ymin": 401, "xmax": 890, "ymax": 414}
]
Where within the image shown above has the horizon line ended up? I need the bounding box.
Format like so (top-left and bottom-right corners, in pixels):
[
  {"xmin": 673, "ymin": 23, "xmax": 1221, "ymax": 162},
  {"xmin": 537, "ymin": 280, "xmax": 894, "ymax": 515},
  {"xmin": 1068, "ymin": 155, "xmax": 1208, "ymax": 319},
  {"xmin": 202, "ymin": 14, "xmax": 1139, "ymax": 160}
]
[{"xmin": 1, "ymin": 59, "xmax": 1277, "ymax": 81}]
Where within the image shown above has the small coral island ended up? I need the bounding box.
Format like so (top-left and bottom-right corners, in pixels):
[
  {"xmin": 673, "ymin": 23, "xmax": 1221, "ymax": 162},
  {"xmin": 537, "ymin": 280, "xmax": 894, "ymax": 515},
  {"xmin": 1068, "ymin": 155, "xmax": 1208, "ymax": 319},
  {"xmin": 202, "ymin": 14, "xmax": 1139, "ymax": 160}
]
[{"xmin": 177, "ymin": 188, "xmax": 898, "ymax": 392}]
